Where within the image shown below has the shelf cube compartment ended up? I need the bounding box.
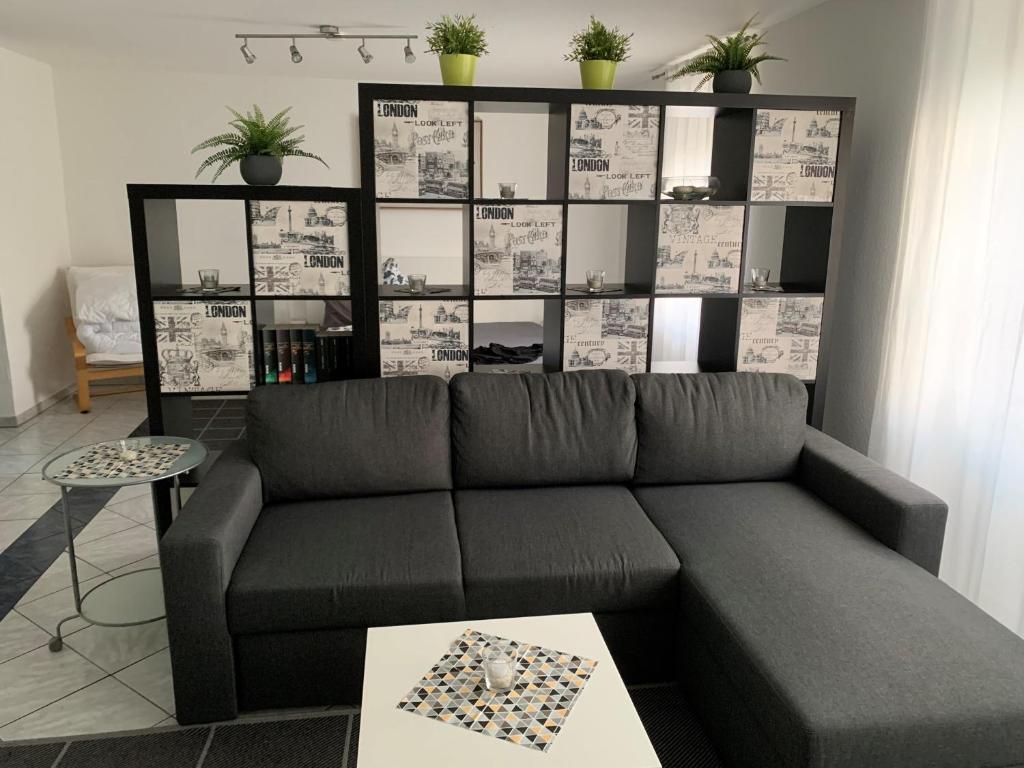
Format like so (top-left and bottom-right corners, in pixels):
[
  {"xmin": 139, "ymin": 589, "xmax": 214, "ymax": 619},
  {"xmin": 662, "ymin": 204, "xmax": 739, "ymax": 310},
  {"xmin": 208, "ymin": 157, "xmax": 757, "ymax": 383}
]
[
  {"xmin": 372, "ymin": 99, "xmax": 470, "ymax": 200},
  {"xmin": 737, "ymin": 296, "xmax": 824, "ymax": 380},
  {"xmin": 249, "ymin": 200, "xmax": 351, "ymax": 297},
  {"xmin": 473, "ymin": 101, "xmax": 567, "ymax": 200},
  {"xmin": 253, "ymin": 300, "xmax": 354, "ymax": 386},
  {"xmin": 565, "ymin": 203, "xmax": 658, "ymax": 294},
  {"xmin": 377, "ymin": 203, "xmax": 469, "ymax": 294},
  {"xmin": 378, "ymin": 298, "xmax": 470, "ymax": 381},
  {"xmin": 655, "ymin": 204, "xmax": 745, "ymax": 294},
  {"xmin": 743, "ymin": 206, "xmax": 832, "ymax": 293},
  {"xmin": 470, "ymin": 298, "xmax": 560, "ymax": 374},
  {"xmin": 562, "ymin": 297, "xmax": 650, "ymax": 374},
  {"xmin": 751, "ymin": 109, "xmax": 841, "ymax": 203},
  {"xmin": 651, "ymin": 297, "xmax": 741, "ymax": 374},
  {"xmin": 153, "ymin": 299, "xmax": 255, "ymax": 394},
  {"xmin": 568, "ymin": 104, "xmax": 660, "ymax": 201},
  {"xmin": 472, "ymin": 203, "xmax": 563, "ymax": 297}
]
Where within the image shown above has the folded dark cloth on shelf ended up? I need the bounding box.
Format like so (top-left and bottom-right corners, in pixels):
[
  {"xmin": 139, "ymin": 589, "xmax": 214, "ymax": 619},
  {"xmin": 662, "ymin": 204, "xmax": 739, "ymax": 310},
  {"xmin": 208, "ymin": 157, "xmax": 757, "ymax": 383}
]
[{"xmin": 471, "ymin": 343, "xmax": 543, "ymax": 365}]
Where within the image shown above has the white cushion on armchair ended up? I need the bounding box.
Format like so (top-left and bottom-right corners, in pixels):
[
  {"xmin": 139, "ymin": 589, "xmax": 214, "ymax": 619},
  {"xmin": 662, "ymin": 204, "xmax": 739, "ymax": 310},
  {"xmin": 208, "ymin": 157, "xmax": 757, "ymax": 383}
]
[{"xmin": 65, "ymin": 266, "xmax": 143, "ymax": 365}]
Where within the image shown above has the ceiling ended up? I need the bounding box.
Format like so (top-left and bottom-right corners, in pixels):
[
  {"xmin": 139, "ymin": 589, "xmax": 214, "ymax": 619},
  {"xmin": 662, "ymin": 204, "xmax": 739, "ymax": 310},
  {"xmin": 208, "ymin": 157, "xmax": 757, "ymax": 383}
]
[{"xmin": 0, "ymin": 0, "xmax": 828, "ymax": 87}]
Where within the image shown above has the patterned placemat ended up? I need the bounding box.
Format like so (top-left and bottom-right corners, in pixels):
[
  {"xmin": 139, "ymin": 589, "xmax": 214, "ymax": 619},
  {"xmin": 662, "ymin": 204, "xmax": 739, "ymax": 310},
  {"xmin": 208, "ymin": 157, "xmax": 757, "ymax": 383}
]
[
  {"xmin": 56, "ymin": 443, "xmax": 190, "ymax": 480},
  {"xmin": 397, "ymin": 629, "xmax": 598, "ymax": 752}
]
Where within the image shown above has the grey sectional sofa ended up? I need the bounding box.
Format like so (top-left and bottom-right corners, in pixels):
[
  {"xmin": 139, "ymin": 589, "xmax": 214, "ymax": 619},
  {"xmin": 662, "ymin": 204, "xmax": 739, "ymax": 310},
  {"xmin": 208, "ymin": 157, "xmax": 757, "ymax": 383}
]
[{"xmin": 160, "ymin": 371, "xmax": 1024, "ymax": 768}]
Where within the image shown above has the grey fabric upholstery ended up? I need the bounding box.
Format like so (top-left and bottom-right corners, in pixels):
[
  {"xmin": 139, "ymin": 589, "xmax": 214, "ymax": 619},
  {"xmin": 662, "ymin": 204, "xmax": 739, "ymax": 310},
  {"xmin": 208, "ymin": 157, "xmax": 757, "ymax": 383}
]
[
  {"xmin": 227, "ymin": 492, "xmax": 465, "ymax": 635},
  {"xmin": 455, "ymin": 485, "xmax": 679, "ymax": 616},
  {"xmin": 631, "ymin": 372, "xmax": 807, "ymax": 484},
  {"xmin": 235, "ymin": 628, "xmax": 367, "ymax": 710},
  {"xmin": 799, "ymin": 426, "xmax": 948, "ymax": 575},
  {"xmin": 450, "ymin": 371, "xmax": 637, "ymax": 488},
  {"xmin": 635, "ymin": 482, "xmax": 1024, "ymax": 768},
  {"xmin": 246, "ymin": 376, "xmax": 451, "ymax": 501},
  {"xmin": 160, "ymin": 442, "xmax": 264, "ymax": 724}
]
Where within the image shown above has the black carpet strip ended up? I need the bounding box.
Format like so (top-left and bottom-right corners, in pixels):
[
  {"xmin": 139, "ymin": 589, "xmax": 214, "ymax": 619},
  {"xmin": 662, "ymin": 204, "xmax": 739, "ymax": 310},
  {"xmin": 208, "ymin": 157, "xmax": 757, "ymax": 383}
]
[{"xmin": 0, "ymin": 686, "xmax": 722, "ymax": 767}]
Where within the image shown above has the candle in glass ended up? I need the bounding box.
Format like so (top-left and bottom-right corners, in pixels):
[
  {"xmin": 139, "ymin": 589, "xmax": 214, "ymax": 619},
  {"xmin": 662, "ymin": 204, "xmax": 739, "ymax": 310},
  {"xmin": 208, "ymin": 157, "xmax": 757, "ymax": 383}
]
[{"xmin": 408, "ymin": 274, "xmax": 427, "ymax": 293}]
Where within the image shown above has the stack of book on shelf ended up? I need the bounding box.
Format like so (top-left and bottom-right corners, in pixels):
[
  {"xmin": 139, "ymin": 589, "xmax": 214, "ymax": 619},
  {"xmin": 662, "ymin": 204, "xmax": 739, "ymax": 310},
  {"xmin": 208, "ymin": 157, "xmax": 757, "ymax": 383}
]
[{"xmin": 259, "ymin": 324, "xmax": 353, "ymax": 384}]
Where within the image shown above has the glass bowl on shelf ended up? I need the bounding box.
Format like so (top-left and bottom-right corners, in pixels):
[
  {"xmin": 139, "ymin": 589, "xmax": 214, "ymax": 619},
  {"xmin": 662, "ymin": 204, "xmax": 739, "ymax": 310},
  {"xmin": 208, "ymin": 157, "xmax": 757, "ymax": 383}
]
[{"xmin": 661, "ymin": 176, "xmax": 721, "ymax": 201}]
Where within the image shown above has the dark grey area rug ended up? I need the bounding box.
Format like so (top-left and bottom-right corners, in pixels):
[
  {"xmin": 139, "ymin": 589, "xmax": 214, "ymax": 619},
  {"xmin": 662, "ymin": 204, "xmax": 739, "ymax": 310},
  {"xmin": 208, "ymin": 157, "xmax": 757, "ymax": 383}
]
[{"xmin": 0, "ymin": 686, "xmax": 722, "ymax": 767}]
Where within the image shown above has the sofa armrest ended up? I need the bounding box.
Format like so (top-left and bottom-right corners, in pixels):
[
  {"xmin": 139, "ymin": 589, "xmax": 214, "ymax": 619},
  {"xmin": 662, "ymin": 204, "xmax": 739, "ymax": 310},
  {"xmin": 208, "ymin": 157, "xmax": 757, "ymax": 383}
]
[
  {"xmin": 160, "ymin": 441, "xmax": 263, "ymax": 724},
  {"xmin": 797, "ymin": 426, "xmax": 948, "ymax": 575}
]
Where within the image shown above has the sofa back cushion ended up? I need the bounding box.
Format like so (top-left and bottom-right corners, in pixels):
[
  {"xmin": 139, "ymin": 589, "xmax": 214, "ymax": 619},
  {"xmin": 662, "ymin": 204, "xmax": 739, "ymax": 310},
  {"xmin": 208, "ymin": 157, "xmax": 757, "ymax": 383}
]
[
  {"xmin": 450, "ymin": 370, "xmax": 637, "ymax": 489},
  {"xmin": 632, "ymin": 372, "xmax": 807, "ymax": 484},
  {"xmin": 247, "ymin": 376, "xmax": 451, "ymax": 501}
]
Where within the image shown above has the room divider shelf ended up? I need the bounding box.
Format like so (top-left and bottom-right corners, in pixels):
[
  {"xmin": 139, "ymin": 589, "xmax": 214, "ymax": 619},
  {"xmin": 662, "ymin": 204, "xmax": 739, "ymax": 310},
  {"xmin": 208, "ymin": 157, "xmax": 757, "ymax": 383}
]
[
  {"xmin": 358, "ymin": 82, "xmax": 855, "ymax": 427},
  {"xmin": 128, "ymin": 184, "xmax": 367, "ymax": 531}
]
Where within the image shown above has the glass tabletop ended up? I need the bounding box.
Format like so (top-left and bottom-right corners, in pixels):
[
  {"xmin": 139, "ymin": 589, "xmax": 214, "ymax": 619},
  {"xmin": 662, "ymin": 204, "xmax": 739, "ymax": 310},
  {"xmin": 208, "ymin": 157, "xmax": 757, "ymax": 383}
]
[
  {"xmin": 80, "ymin": 567, "xmax": 165, "ymax": 626},
  {"xmin": 42, "ymin": 435, "xmax": 208, "ymax": 488}
]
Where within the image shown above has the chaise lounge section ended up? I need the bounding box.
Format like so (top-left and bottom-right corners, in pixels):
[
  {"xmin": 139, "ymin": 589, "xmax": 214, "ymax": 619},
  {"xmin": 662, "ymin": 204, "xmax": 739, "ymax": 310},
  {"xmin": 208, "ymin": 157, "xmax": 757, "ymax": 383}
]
[{"xmin": 160, "ymin": 370, "xmax": 1024, "ymax": 768}]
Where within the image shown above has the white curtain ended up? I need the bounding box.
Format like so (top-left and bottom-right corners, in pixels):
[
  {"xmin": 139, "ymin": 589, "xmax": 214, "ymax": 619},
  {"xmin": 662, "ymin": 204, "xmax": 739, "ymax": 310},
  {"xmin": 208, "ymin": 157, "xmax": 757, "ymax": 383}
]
[{"xmin": 870, "ymin": 0, "xmax": 1024, "ymax": 633}]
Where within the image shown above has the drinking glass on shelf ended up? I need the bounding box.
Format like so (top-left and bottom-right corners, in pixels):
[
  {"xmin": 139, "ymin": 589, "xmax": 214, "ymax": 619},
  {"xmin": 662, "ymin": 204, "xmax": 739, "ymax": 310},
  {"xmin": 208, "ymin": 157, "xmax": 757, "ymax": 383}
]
[
  {"xmin": 750, "ymin": 267, "xmax": 771, "ymax": 289},
  {"xmin": 198, "ymin": 269, "xmax": 220, "ymax": 292},
  {"xmin": 408, "ymin": 274, "xmax": 427, "ymax": 293},
  {"xmin": 586, "ymin": 269, "xmax": 606, "ymax": 292}
]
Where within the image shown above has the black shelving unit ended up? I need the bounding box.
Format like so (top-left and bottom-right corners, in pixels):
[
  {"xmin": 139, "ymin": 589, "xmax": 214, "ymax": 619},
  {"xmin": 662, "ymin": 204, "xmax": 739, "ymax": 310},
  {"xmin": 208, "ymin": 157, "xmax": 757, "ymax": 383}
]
[
  {"xmin": 128, "ymin": 184, "xmax": 365, "ymax": 531},
  {"xmin": 358, "ymin": 83, "xmax": 856, "ymax": 427}
]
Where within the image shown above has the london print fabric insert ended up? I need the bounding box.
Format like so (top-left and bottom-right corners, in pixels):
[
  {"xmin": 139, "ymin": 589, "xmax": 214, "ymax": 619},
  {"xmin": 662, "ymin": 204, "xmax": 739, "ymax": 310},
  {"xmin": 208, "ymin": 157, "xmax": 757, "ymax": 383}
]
[
  {"xmin": 57, "ymin": 442, "xmax": 189, "ymax": 480},
  {"xmin": 397, "ymin": 629, "xmax": 598, "ymax": 752}
]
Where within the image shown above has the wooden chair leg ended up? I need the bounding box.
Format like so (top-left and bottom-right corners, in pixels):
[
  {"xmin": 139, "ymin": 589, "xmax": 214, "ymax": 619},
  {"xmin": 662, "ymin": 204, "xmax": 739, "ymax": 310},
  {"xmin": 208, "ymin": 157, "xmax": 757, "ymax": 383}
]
[{"xmin": 76, "ymin": 371, "xmax": 91, "ymax": 413}]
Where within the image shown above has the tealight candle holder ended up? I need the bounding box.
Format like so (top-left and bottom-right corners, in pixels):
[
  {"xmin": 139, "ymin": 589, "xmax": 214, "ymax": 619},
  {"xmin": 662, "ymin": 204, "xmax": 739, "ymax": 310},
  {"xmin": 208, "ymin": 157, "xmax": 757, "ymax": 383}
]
[
  {"xmin": 481, "ymin": 645, "xmax": 517, "ymax": 692},
  {"xmin": 117, "ymin": 439, "xmax": 139, "ymax": 462},
  {"xmin": 198, "ymin": 269, "xmax": 220, "ymax": 292},
  {"xmin": 408, "ymin": 274, "xmax": 427, "ymax": 294},
  {"xmin": 498, "ymin": 182, "xmax": 517, "ymax": 199},
  {"xmin": 751, "ymin": 267, "xmax": 771, "ymax": 289},
  {"xmin": 586, "ymin": 269, "xmax": 606, "ymax": 292}
]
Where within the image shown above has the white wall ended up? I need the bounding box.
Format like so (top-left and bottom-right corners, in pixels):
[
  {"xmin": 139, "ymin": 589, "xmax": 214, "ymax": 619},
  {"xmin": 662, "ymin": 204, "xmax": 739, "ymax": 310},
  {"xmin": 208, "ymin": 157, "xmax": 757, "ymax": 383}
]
[
  {"xmin": 757, "ymin": 0, "xmax": 929, "ymax": 451},
  {"xmin": 51, "ymin": 67, "xmax": 361, "ymax": 269},
  {"xmin": 0, "ymin": 46, "xmax": 73, "ymax": 421}
]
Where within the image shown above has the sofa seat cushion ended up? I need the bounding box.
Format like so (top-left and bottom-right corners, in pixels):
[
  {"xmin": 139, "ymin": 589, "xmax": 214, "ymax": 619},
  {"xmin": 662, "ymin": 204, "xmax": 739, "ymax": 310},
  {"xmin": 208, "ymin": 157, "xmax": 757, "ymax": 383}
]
[
  {"xmin": 455, "ymin": 486, "xmax": 679, "ymax": 618},
  {"xmin": 227, "ymin": 492, "xmax": 465, "ymax": 634},
  {"xmin": 634, "ymin": 482, "xmax": 1024, "ymax": 768}
]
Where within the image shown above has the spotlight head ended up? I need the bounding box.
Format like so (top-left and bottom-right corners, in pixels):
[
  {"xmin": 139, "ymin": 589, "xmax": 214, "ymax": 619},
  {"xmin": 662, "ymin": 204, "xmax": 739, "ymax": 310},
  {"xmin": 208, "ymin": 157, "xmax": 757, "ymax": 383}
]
[
  {"xmin": 239, "ymin": 39, "xmax": 256, "ymax": 64},
  {"xmin": 289, "ymin": 39, "xmax": 303, "ymax": 64},
  {"xmin": 404, "ymin": 39, "xmax": 415, "ymax": 64},
  {"xmin": 357, "ymin": 39, "xmax": 373, "ymax": 64}
]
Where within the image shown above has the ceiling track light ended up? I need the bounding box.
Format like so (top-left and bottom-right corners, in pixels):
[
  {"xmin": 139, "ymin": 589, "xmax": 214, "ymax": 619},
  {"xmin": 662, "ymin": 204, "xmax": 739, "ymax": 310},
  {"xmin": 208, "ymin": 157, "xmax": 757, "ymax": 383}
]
[
  {"xmin": 239, "ymin": 38, "xmax": 255, "ymax": 64},
  {"xmin": 357, "ymin": 38, "xmax": 373, "ymax": 64},
  {"xmin": 233, "ymin": 27, "xmax": 417, "ymax": 65}
]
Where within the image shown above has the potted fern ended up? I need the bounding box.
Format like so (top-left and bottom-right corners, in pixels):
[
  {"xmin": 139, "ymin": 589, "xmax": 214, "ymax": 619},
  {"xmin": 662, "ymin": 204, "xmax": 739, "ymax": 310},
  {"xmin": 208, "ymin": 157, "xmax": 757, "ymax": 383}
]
[
  {"xmin": 191, "ymin": 105, "xmax": 328, "ymax": 185},
  {"xmin": 565, "ymin": 16, "xmax": 632, "ymax": 90},
  {"xmin": 669, "ymin": 16, "xmax": 785, "ymax": 93},
  {"xmin": 425, "ymin": 14, "xmax": 488, "ymax": 86}
]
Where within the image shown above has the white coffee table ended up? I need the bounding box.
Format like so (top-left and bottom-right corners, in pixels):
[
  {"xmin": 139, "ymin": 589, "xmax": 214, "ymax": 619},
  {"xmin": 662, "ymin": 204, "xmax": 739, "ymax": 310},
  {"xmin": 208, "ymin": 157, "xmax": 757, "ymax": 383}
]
[{"xmin": 358, "ymin": 613, "xmax": 660, "ymax": 767}]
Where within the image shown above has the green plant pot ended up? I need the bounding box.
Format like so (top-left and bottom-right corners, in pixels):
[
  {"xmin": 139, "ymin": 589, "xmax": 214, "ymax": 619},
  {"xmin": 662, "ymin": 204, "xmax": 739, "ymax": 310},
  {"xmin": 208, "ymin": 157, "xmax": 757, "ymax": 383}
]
[
  {"xmin": 579, "ymin": 60, "xmax": 618, "ymax": 90},
  {"xmin": 439, "ymin": 54, "xmax": 477, "ymax": 86}
]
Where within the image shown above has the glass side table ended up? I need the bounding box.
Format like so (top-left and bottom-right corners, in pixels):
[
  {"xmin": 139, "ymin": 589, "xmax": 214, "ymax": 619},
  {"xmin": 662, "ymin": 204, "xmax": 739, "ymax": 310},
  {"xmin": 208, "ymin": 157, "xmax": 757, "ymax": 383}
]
[{"xmin": 41, "ymin": 436, "xmax": 208, "ymax": 652}]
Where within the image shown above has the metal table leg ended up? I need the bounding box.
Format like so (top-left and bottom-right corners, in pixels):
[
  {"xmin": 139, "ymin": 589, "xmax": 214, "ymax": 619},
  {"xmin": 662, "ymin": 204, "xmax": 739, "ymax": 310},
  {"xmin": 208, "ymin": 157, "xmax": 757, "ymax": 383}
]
[
  {"xmin": 50, "ymin": 485, "xmax": 81, "ymax": 652},
  {"xmin": 173, "ymin": 474, "xmax": 183, "ymax": 517}
]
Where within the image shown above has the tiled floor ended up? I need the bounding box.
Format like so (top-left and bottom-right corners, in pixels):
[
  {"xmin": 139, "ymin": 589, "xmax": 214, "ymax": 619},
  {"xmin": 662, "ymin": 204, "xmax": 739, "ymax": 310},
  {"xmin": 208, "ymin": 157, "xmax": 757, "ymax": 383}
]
[
  {"xmin": 0, "ymin": 392, "xmax": 338, "ymax": 743},
  {"xmin": 0, "ymin": 392, "xmax": 176, "ymax": 741}
]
